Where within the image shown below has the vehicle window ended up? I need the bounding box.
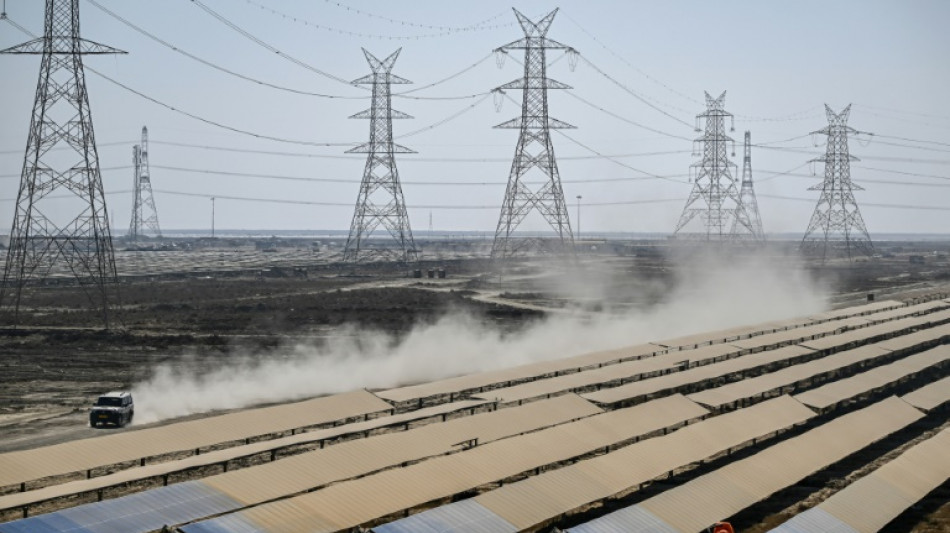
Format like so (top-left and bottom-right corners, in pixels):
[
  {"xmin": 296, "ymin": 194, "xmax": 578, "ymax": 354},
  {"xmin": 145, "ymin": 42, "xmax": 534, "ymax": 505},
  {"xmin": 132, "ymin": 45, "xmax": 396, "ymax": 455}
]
[{"xmin": 95, "ymin": 397, "xmax": 122, "ymax": 407}]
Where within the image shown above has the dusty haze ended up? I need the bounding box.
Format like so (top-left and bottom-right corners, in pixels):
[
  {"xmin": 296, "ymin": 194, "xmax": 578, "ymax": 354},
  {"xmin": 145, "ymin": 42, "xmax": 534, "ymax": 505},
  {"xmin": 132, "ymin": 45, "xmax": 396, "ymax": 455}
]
[{"xmin": 133, "ymin": 250, "xmax": 829, "ymax": 424}]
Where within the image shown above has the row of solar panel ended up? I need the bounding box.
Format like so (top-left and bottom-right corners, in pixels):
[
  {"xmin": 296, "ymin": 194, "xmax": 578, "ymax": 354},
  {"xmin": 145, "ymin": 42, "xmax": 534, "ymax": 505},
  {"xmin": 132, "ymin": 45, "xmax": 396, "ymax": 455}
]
[
  {"xmin": 0, "ymin": 394, "xmax": 601, "ymax": 533},
  {"xmin": 0, "ymin": 297, "xmax": 936, "ymax": 499},
  {"xmin": 375, "ymin": 396, "xmax": 937, "ymax": 533},
  {"xmin": 171, "ymin": 324, "xmax": 942, "ymax": 533},
  {"xmin": 1, "ymin": 297, "xmax": 947, "ymax": 533}
]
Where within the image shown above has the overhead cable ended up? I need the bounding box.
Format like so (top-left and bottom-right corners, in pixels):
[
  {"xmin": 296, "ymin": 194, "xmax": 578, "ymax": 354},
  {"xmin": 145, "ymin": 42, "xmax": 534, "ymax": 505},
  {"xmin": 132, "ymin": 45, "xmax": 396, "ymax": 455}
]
[
  {"xmin": 318, "ymin": 0, "xmax": 511, "ymax": 32},
  {"xmin": 579, "ymin": 55, "xmax": 694, "ymax": 129},
  {"xmin": 245, "ymin": 0, "xmax": 513, "ymax": 40},
  {"xmin": 189, "ymin": 0, "xmax": 356, "ymax": 86}
]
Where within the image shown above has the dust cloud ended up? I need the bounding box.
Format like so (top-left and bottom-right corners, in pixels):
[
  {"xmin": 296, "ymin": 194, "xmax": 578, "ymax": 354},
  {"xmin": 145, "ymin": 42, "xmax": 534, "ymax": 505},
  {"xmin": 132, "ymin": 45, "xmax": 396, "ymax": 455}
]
[{"xmin": 132, "ymin": 249, "xmax": 829, "ymax": 424}]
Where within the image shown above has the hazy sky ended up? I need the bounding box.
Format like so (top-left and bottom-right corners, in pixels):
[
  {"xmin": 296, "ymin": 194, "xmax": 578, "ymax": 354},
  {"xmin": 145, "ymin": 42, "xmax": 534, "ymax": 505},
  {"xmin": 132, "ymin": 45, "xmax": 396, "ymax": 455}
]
[{"xmin": 0, "ymin": 0, "xmax": 947, "ymax": 235}]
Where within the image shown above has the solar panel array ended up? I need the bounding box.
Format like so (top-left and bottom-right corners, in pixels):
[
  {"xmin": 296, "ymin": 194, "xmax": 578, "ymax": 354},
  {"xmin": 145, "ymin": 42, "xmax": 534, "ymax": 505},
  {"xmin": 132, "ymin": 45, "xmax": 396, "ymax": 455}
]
[
  {"xmin": 0, "ymin": 399, "xmax": 490, "ymax": 516},
  {"xmin": 376, "ymin": 396, "xmax": 816, "ymax": 533},
  {"xmin": 1, "ymin": 395, "xmax": 599, "ymax": 533},
  {"xmin": 567, "ymin": 397, "xmax": 923, "ymax": 533},
  {"xmin": 770, "ymin": 427, "xmax": 950, "ymax": 533},
  {"xmin": 1, "ymin": 296, "xmax": 948, "ymax": 533},
  {"xmin": 0, "ymin": 389, "xmax": 392, "ymax": 491}
]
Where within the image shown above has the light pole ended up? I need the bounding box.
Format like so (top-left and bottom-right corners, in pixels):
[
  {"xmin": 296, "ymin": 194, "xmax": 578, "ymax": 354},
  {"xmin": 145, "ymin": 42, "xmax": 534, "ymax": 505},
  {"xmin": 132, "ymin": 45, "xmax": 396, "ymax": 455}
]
[
  {"xmin": 211, "ymin": 197, "xmax": 216, "ymax": 238},
  {"xmin": 575, "ymin": 195, "xmax": 582, "ymax": 241}
]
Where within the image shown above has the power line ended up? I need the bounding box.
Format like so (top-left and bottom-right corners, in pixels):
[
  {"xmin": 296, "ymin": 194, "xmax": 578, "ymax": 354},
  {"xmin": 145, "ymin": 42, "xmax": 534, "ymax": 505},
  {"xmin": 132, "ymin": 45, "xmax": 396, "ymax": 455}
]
[
  {"xmin": 150, "ymin": 189, "xmax": 689, "ymax": 210},
  {"xmin": 390, "ymin": 54, "xmax": 492, "ymax": 99},
  {"xmin": 4, "ymin": 11, "xmax": 489, "ymax": 143},
  {"xmin": 869, "ymin": 138, "xmax": 950, "ymax": 153},
  {"xmin": 554, "ymin": 129, "xmax": 689, "ymax": 185},
  {"xmin": 85, "ymin": 66, "xmax": 357, "ymax": 147},
  {"xmin": 189, "ymin": 0, "xmax": 355, "ymax": 86},
  {"xmin": 146, "ymin": 163, "xmax": 691, "ymax": 186},
  {"xmin": 318, "ymin": 0, "xmax": 510, "ymax": 32},
  {"xmin": 578, "ymin": 55, "xmax": 694, "ymax": 129},
  {"xmin": 855, "ymin": 165, "xmax": 949, "ymax": 181},
  {"xmin": 755, "ymin": 162, "xmax": 811, "ymax": 182},
  {"xmin": 561, "ymin": 12, "xmax": 699, "ymax": 106},
  {"xmin": 245, "ymin": 0, "xmax": 512, "ymax": 40},
  {"xmin": 115, "ymin": 139, "xmax": 694, "ymax": 163},
  {"xmin": 396, "ymin": 93, "xmax": 492, "ymax": 139},
  {"xmin": 754, "ymin": 133, "xmax": 812, "ymax": 146},
  {"xmin": 732, "ymin": 106, "xmax": 824, "ymax": 123},
  {"xmin": 852, "ymin": 106, "xmax": 950, "ymax": 131},
  {"xmin": 854, "ymin": 103, "xmax": 950, "ymax": 122},
  {"xmin": 565, "ymin": 90, "xmax": 692, "ymax": 141},
  {"xmin": 494, "ymin": 91, "xmax": 688, "ymax": 185},
  {"xmin": 88, "ymin": 0, "xmax": 365, "ymax": 99},
  {"xmin": 5, "ymin": 14, "xmax": 351, "ymax": 148},
  {"xmin": 760, "ymin": 194, "xmax": 950, "ymax": 212},
  {"xmin": 871, "ymin": 134, "xmax": 950, "ymax": 149}
]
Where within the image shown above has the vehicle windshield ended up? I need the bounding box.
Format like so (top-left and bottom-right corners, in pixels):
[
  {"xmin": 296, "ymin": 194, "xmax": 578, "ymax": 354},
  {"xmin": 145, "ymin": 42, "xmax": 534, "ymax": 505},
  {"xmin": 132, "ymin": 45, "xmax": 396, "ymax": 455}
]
[{"xmin": 95, "ymin": 397, "xmax": 123, "ymax": 407}]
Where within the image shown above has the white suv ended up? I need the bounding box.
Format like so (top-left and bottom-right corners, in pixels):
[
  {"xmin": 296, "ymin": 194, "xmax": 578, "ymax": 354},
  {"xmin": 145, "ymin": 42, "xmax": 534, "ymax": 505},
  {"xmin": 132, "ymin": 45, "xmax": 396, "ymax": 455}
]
[{"xmin": 89, "ymin": 391, "xmax": 134, "ymax": 427}]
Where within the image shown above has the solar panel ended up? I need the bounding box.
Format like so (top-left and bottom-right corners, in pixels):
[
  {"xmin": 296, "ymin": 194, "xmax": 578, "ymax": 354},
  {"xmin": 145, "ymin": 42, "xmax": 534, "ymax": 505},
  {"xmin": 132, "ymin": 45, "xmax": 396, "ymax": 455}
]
[
  {"xmin": 373, "ymin": 500, "xmax": 518, "ymax": 533},
  {"xmin": 583, "ymin": 345, "xmax": 814, "ymax": 406},
  {"xmin": 1, "ymin": 396, "xmax": 597, "ymax": 533},
  {"xmin": 794, "ymin": 345, "xmax": 950, "ymax": 410},
  {"xmin": 902, "ymin": 374, "xmax": 950, "ymax": 411},
  {"xmin": 0, "ymin": 482, "xmax": 242, "ymax": 533},
  {"xmin": 569, "ymin": 397, "xmax": 923, "ymax": 533},
  {"xmin": 771, "ymin": 428, "xmax": 950, "ymax": 533},
  {"xmin": 0, "ymin": 400, "xmax": 489, "ymax": 517},
  {"xmin": 0, "ymin": 390, "xmax": 391, "ymax": 491},
  {"xmin": 375, "ymin": 396, "xmax": 814, "ymax": 533},
  {"xmin": 183, "ymin": 395, "xmax": 711, "ymax": 533}
]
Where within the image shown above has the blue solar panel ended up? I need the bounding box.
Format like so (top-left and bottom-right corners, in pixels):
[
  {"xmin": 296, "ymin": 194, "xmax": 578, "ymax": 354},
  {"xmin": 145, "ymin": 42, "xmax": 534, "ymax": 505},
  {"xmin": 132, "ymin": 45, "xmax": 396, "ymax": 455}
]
[
  {"xmin": 769, "ymin": 508, "xmax": 858, "ymax": 533},
  {"xmin": 180, "ymin": 513, "xmax": 267, "ymax": 533},
  {"xmin": 0, "ymin": 513, "xmax": 87, "ymax": 533},
  {"xmin": 0, "ymin": 481, "xmax": 243, "ymax": 533},
  {"xmin": 568, "ymin": 505, "xmax": 678, "ymax": 533},
  {"xmin": 373, "ymin": 500, "xmax": 518, "ymax": 533}
]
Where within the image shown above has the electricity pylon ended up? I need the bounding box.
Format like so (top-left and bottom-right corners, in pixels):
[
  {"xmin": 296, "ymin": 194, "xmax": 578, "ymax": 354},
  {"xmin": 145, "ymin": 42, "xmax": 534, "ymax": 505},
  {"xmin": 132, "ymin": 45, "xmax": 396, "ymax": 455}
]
[
  {"xmin": 801, "ymin": 104, "xmax": 873, "ymax": 261},
  {"xmin": 732, "ymin": 130, "xmax": 765, "ymax": 240},
  {"xmin": 129, "ymin": 126, "xmax": 162, "ymax": 241},
  {"xmin": 674, "ymin": 91, "xmax": 752, "ymax": 240},
  {"xmin": 0, "ymin": 0, "xmax": 124, "ymax": 328},
  {"xmin": 343, "ymin": 48, "xmax": 418, "ymax": 263},
  {"xmin": 491, "ymin": 8, "xmax": 576, "ymax": 260}
]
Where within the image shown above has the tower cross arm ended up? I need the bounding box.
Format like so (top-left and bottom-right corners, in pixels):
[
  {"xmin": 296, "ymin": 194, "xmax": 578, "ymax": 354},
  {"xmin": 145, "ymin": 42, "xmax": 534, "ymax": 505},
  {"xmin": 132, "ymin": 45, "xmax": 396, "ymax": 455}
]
[
  {"xmin": 352, "ymin": 73, "xmax": 412, "ymax": 85},
  {"xmin": 346, "ymin": 142, "xmax": 416, "ymax": 154},
  {"xmin": 0, "ymin": 37, "xmax": 126, "ymax": 55},
  {"xmin": 810, "ymin": 125, "xmax": 857, "ymax": 136},
  {"xmin": 809, "ymin": 153, "xmax": 859, "ymax": 163},
  {"xmin": 349, "ymin": 109, "xmax": 413, "ymax": 120},
  {"xmin": 497, "ymin": 78, "xmax": 572, "ymax": 91},
  {"xmin": 494, "ymin": 37, "xmax": 574, "ymax": 52}
]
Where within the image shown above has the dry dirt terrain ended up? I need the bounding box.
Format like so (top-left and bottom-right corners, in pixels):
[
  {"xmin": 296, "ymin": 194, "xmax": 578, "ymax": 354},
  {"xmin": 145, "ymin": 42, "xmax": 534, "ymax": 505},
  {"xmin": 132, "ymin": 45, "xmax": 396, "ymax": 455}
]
[{"xmin": 0, "ymin": 238, "xmax": 948, "ymax": 531}]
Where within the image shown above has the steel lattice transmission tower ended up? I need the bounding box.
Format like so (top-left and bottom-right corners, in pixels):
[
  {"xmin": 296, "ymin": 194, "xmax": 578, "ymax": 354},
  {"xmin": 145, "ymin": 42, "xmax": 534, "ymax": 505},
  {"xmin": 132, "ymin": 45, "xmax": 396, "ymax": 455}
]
[
  {"xmin": 343, "ymin": 48, "xmax": 418, "ymax": 263},
  {"xmin": 491, "ymin": 8, "xmax": 576, "ymax": 260},
  {"xmin": 0, "ymin": 0, "xmax": 124, "ymax": 328},
  {"xmin": 675, "ymin": 91, "xmax": 753, "ymax": 240},
  {"xmin": 801, "ymin": 104, "xmax": 873, "ymax": 261},
  {"xmin": 128, "ymin": 126, "xmax": 162, "ymax": 241},
  {"xmin": 732, "ymin": 130, "xmax": 765, "ymax": 241}
]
